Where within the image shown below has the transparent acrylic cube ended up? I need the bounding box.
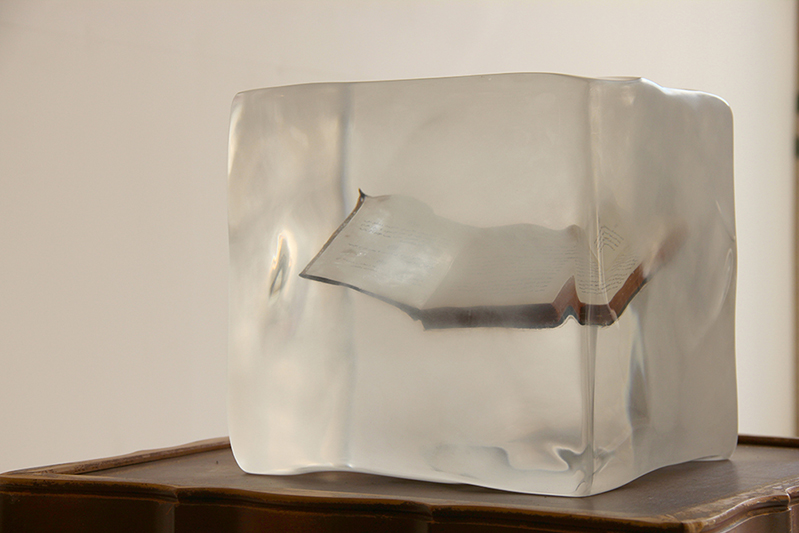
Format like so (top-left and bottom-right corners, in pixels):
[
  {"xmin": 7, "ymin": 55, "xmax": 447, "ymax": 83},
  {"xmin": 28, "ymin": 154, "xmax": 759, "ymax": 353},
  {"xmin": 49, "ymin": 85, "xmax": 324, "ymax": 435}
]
[{"xmin": 227, "ymin": 74, "xmax": 737, "ymax": 496}]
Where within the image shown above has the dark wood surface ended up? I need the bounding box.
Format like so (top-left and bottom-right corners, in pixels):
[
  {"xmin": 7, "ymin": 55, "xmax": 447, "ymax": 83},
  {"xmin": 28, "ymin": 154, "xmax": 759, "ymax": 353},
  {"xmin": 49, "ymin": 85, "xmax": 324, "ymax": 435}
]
[{"xmin": 2, "ymin": 435, "xmax": 799, "ymax": 532}]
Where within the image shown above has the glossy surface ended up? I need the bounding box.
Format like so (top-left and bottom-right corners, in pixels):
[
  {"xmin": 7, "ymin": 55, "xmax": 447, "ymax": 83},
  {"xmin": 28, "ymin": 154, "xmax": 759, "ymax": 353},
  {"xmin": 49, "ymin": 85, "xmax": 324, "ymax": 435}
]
[{"xmin": 227, "ymin": 74, "xmax": 737, "ymax": 495}]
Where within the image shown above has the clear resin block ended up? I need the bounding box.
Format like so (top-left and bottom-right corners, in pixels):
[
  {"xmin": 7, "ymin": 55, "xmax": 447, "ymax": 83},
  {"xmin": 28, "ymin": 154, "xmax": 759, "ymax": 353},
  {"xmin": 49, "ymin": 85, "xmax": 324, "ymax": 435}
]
[{"xmin": 227, "ymin": 74, "xmax": 737, "ymax": 496}]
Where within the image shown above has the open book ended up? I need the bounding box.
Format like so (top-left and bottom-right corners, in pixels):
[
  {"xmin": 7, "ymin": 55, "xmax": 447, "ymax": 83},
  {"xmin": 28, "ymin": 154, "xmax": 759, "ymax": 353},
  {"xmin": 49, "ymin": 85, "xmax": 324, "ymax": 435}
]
[{"xmin": 300, "ymin": 192, "xmax": 683, "ymax": 329}]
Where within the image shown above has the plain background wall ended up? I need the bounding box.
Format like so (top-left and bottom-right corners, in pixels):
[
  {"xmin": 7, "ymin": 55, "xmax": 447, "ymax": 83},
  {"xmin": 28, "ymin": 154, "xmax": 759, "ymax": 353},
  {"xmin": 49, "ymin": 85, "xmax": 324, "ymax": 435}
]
[{"xmin": 0, "ymin": 0, "xmax": 796, "ymax": 473}]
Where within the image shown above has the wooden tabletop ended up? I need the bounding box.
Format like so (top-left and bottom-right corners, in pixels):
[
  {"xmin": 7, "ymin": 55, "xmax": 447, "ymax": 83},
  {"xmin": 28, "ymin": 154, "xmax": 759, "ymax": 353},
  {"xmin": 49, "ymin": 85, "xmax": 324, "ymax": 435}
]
[{"xmin": 2, "ymin": 435, "xmax": 799, "ymax": 532}]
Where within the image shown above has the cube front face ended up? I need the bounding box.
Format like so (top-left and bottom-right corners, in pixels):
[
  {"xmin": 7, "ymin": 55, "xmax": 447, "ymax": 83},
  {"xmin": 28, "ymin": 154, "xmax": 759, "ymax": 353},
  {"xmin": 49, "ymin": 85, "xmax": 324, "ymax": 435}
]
[{"xmin": 228, "ymin": 74, "xmax": 737, "ymax": 496}]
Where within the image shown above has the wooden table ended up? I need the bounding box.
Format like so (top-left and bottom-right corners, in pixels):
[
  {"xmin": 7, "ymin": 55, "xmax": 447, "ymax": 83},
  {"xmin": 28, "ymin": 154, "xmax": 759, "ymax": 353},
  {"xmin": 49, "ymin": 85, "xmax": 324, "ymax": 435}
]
[{"xmin": 2, "ymin": 435, "xmax": 799, "ymax": 532}]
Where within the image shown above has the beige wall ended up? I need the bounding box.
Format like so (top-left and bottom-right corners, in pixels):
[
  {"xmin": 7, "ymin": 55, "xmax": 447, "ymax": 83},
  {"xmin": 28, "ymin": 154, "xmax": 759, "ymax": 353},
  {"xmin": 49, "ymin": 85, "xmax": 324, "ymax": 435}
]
[{"xmin": 0, "ymin": 0, "xmax": 795, "ymax": 473}]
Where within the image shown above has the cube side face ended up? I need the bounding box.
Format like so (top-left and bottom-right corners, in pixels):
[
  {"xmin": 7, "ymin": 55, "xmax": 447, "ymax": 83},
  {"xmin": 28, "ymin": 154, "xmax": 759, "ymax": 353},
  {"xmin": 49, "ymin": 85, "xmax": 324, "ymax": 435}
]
[
  {"xmin": 590, "ymin": 80, "xmax": 737, "ymax": 494},
  {"xmin": 228, "ymin": 74, "xmax": 737, "ymax": 496},
  {"xmin": 228, "ymin": 85, "xmax": 356, "ymax": 472},
  {"xmin": 339, "ymin": 74, "xmax": 598, "ymax": 496}
]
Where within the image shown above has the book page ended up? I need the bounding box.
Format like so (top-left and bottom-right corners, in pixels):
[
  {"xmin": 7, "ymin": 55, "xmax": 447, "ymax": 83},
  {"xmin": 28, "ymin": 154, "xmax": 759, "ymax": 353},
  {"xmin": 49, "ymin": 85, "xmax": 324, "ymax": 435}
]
[
  {"xmin": 423, "ymin": 224, "xmax": 580, "ymax": 309},
  {"xmin": 301, "ymin": 194, "xmax": 469, "ymax": 309},
  {"xmin": 574, "ymin": 205, "xmax": 641, "ymax": 305}
]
